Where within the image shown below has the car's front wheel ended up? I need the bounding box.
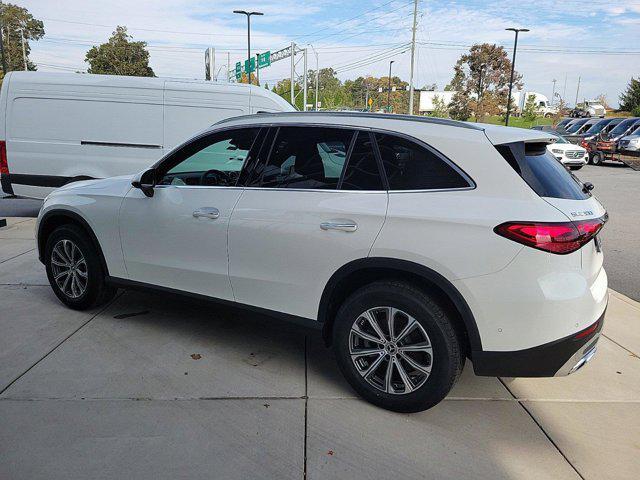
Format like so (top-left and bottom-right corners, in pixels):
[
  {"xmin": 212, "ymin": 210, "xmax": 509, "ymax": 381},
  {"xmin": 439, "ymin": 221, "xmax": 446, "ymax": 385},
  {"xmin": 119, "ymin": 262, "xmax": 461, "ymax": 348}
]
[
  {"xmin": 332, "ymin": 281, "xmax": 464, "ymax": 413},
  {"xmin": 45, "ymin": 224, "xmax": 116, "ymax": 310}
]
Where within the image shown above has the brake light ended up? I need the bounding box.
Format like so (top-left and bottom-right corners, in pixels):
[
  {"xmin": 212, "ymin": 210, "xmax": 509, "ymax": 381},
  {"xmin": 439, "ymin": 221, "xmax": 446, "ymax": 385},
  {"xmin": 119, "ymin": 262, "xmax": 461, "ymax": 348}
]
[
  {"xmin": 575, "ymin": 319, "xmax": 600, "ymax": 339},
  {"xmin": 494, "ymin": 216, "xmax": 607, "ymax": 254},
  {"xmin": 0, "ymin": 140, "xmax": 8, "ymax": 175}
]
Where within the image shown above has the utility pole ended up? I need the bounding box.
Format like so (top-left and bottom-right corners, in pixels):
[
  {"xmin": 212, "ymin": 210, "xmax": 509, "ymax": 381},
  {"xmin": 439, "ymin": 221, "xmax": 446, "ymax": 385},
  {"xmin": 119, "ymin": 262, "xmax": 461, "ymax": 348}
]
[
  {"xmin": 552, "ymin": 78, "xmax": 557, "ymax": 101},
  {"xmin": 227, "ymin": 51, "xmax": 231, "ymax": 82},
  {"xmin": 408, "ymin": 0, "xmax": 419, "ymax": 115},
  {"xmin": 308, "ymin": 44, "xmax": 319, "ymax": 111},
  {"xmin": 387, "ymin": 60, "xmax": 394, "ymax": 113},
  {"xmin": 18, "ymin": 28, "xmax": 27, "ymax": 71},
  {"xmin": 575, "ymin": 76, "xmax": 581, "ymax": 106},
  {"xmin": 563, "ymin": 74, "xmax": 567, "ymax": 101},
  {"xmin": 504, "ymin": 27, "xmax": 529, "ymax": 126},
  {"xmin": 303, "ymin": 48, "xmax": 308, "ymax": 111},
  {"xmin": 233, "ymin": 10, "xmax": 263, "ymax": 85},
  {"xmin": 290, "ymin": 41, "xmax": 295, "ymax": 106},
  {"xmin": 255, "ymin": 53, "xmax": 260, "ymax": 86}
]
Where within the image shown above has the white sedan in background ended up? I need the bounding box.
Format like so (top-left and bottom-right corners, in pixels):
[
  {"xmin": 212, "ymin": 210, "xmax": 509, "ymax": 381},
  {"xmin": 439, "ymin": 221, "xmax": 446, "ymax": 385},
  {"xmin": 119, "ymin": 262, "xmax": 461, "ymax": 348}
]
[{"xmin": 547, "ymin": 134, "xmax": 588, "ymax": 170}]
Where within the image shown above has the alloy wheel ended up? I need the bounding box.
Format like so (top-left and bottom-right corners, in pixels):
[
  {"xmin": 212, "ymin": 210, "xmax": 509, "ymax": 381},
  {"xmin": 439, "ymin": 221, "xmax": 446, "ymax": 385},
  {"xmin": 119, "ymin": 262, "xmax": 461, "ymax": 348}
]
[
  {"xmin": 349, "ymin": 307, "xmax": 433, "ymax": 395},
  {"xmin": 51, "ymin": 239, "xmax": 88, "ymax": 299}
]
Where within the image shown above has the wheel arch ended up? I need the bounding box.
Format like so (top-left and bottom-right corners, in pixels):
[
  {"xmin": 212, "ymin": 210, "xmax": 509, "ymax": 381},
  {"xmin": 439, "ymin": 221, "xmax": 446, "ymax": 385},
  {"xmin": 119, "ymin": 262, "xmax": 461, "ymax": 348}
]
[
  {"xmin": 318, "ymin": 257, "xmax": 482, "ymax": 356},
  {"xmin": 37, "ymin": 209, "xmax": 109, "ymax": 276}
]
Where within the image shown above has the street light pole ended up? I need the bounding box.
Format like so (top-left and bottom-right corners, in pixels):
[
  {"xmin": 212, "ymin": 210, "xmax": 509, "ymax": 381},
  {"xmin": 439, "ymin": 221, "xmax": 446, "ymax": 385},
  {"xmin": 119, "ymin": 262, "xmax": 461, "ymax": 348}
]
[
  {"xmin": 505, "ymin": 27, "xmax": 529, "ymax": 126},
  {"xmin": 233, "ymin": 10, "xmax": 263, "ymax": 85},
  {"xmin": 476, "ymin": 63, "xmax": 485, "ymax": 122},
  {"xmin": 387, "ymin": 60, "xmax": 394, "ymax": 113}
]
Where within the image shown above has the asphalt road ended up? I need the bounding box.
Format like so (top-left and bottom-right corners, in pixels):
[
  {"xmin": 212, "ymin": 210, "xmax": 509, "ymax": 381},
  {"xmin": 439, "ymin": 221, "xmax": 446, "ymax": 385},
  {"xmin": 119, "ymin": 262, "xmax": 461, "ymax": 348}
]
[
  {"xmin": 575, "ymin": 163, "xmax": 640, "ymax": 301},
  {"xmin": 2, "ymin": 162, "xmax": 639, "ymax": 301}
]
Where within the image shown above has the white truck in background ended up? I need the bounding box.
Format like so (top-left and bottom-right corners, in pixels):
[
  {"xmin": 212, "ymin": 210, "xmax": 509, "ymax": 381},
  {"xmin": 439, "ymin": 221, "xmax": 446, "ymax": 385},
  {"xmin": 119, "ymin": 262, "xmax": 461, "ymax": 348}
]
[
  {"xmin": 0, "ymin": 71, "xmax": 294, "ymax": 199},
  {"xmin": 513, "ymin": 91, "xmax": 558, "ymax": 117}
]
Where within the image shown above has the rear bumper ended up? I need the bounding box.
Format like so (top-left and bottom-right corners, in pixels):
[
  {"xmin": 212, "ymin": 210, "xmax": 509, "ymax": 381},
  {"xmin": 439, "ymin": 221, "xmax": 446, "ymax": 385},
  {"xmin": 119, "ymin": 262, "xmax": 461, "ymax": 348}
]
[{"xmin": 472, "ymin": 309, "xmax": 605, "ymax": 377}]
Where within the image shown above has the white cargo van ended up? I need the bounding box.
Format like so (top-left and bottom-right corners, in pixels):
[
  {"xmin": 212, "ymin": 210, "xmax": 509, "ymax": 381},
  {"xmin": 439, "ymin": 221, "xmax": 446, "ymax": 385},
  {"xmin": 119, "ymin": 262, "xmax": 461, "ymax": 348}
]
[{"xmin": 0, "ymin": 71, "xmax": 294, "ymax": 198}]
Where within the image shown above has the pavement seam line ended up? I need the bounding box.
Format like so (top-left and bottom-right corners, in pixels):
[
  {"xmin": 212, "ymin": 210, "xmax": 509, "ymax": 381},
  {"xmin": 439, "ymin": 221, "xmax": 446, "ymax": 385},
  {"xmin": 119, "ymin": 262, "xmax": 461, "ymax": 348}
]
[
  {"xmin": 498, "ymin": 378, "xmax": 586, "ymax": 480},
  {"xmin": 303, "ymin": 335, "xmax": 309, "ymax": 480},
  {"xmin": 0, "ymin": 247, "xmax": 36, "ymax": 264},
  {"xmin": 602, "ymin": 333, "xmax": 639, "ymax": 357},
  {"xmin": 0, "ymin": 292, "xmax": 122, "ymax": 397}
]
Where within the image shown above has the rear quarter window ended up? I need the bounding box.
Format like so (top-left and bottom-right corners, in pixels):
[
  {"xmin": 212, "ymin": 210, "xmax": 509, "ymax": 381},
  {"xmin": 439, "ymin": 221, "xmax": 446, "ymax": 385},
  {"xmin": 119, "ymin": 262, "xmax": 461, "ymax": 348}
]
[
  {"xmin": 496, "ymin": 142, "xmax": 589, "ymax": 200},
  {"xmin": 374, "ymin": 133, "xmax": 472, "ymax": 190}
]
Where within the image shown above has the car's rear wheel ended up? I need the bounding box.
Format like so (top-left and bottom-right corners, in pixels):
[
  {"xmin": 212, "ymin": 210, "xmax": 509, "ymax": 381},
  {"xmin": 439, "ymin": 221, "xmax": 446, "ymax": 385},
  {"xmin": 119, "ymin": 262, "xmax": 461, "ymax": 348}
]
[
  {"xmin": 332, "ymin": 281, "xmax": 464, "ymax": 413},
  {"xmin": 45, "ymin": 224, "xmax": 116, "ymax": 310}
]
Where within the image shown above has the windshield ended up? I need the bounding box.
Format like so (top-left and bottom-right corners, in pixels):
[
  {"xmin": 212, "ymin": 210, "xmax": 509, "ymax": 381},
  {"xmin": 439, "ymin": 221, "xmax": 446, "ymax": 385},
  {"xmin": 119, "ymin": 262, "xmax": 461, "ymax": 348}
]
[
  {"xmin": 585, "ymin": 119, "xmax": 610, "ymax": 135},
  {"xmin": 552, "ymin": 135, "xmax": 568, "ymax": 144},
  {"xmin": 566, "ymin": 119, "xmax": 588, "ymax": 133},
  {"xmin": 610, "ymin": 118, "xmax": 639, "ymax": 137}
]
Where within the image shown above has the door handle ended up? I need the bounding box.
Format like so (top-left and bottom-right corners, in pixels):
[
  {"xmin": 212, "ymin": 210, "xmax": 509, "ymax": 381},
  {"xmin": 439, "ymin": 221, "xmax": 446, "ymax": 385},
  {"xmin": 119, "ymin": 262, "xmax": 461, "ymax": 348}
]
[
  {"xmin": 193, "ymin": 207, "xmax": 220, "ymax": 219},
  {"xmin": 320, "ymin": 220, "xmax": 358, "ymax": 232}
]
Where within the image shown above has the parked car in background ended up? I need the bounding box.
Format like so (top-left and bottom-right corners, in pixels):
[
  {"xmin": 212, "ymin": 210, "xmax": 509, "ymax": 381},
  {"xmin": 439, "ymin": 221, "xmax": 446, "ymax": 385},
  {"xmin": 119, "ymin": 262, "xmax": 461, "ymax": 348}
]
[
  {"xmin": 618, "ymin": 124, "xmax": 640, "ymax": 151},
  {"xmin": 547, "ymin": 134, "xmax": 587, "ymax": 169},
  {"xmin": 564, "ymin": 118, "xmax": 600, "ymax": 143},
  {"xmin": 588, "ymin": 118, "xmax": 640, "ymax": 165},
  {"xmin": 565, "ymin": 118, "xmax": 590, "ymax": 134},
  {"xmin": 0, "ymin": 72, "xmax": 295, "ymax": 199},
  {"xmin": 36, "ymin": 112, "xmax": 607, "ymax": 413},
  {"xmin": 555, "ymin": 118, "xmax": 574, "ymax": 130}
]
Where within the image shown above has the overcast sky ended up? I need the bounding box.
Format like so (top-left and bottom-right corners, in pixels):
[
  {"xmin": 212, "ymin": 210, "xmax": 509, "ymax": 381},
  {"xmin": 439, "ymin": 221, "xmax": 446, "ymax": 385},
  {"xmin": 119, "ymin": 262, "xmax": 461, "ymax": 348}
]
[{"xmin": 18, "ymin": 0, "xmax": 640, "ymax": 107}]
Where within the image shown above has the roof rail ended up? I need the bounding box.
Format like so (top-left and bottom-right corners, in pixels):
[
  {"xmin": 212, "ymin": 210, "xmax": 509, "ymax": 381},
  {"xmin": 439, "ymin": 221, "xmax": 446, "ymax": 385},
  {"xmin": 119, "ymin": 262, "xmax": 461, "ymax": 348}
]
[{"xmin": 215, "ymin": 111, "xmax": 483, "ymax": 130}]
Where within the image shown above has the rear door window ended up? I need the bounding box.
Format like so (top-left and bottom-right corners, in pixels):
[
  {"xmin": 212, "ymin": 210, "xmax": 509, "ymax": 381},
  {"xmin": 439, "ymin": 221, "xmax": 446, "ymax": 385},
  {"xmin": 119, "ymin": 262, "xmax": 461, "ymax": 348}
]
[
  {"xmin": 254, "ymin": 126, "xmax": 354, "ymax": 189},
  {"xmin": 496, "ymin": 142, "xmax": 589, "ymax": 200}
]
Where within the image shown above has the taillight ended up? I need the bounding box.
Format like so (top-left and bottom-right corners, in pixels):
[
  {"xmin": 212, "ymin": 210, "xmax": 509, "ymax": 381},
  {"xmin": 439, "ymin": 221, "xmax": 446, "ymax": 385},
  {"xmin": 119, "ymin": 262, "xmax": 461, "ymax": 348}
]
[
  {"xmin": 0, "ymin": 140, "xmax": 8, "ymax": 175},
  {"xmin": 494, "ymin": 216, "xmax": 607, "ymax": 254}
]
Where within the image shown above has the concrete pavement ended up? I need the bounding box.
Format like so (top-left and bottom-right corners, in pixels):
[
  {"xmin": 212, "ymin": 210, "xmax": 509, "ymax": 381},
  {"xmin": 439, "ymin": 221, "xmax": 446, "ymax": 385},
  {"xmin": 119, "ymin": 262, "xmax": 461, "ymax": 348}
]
[{"xmin": 1, "ymin": 218, "xmax": 639, "ymax": 479}]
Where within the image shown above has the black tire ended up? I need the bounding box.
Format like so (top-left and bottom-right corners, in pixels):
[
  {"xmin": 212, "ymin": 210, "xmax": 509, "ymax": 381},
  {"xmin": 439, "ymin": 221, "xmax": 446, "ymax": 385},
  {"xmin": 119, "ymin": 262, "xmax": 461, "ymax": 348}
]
[
  {"xmin": 332, "ymin": 281, "xmax": 464, "ymax": 413},
  {"xmin": 592, "ymin": 151, "xmax": 604, "ymax": 166},
  {"xmin": 45, "ymin": 224, "xmax": 116, "ymax": 310}
]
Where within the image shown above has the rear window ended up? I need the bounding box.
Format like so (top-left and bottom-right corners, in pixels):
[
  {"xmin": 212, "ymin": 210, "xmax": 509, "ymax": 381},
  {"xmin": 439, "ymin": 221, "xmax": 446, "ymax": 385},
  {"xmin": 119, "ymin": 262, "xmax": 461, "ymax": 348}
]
[{"xmin": 496, "ymin": 142, "xmax": 589, "ymax": 200}]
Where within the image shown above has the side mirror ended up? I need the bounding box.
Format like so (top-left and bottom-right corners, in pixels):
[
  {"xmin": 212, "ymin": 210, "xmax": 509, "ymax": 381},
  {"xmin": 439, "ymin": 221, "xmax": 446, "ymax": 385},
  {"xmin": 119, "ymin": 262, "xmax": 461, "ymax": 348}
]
[
  {"xmin": 583, "ymin": 182, "xmax": 594, "ymax": 193},
  {"xmin": 131, "ymin": 168, "xmax": 156, "ymax": 197}
]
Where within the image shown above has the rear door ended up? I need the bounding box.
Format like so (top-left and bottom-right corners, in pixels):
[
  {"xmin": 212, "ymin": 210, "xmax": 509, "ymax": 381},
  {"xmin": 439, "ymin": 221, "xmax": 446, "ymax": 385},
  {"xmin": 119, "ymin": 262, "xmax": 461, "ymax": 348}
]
[{"xmin": 228, "ymin": 126, "xmax": 387, "ymax": 320}]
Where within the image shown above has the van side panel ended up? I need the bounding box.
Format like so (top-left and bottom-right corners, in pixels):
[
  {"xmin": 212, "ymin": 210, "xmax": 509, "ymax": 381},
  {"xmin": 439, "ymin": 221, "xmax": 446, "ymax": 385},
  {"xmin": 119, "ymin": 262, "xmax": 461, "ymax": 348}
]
[
  {"xmin": 7, "ymin": 74, "xmax": 164, "ymax": 198},
  {"xmin": 163, "ymin": 81, "xmax": 248, "ymax": 148}
]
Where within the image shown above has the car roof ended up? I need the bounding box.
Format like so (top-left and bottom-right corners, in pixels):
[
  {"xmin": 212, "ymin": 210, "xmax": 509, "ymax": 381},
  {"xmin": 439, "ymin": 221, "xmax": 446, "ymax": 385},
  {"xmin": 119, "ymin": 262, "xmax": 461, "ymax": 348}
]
[{"xmin": 214, "ymin": 111, "xmax": 558, "ymax": 145}]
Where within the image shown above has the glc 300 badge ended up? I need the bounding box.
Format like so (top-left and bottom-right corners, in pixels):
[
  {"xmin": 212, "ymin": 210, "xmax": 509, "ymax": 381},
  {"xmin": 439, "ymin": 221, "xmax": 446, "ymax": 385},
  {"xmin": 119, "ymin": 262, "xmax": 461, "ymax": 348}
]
[{"xmin": 571, "ymin": 211, "xmax": 594, "ymax": 217}]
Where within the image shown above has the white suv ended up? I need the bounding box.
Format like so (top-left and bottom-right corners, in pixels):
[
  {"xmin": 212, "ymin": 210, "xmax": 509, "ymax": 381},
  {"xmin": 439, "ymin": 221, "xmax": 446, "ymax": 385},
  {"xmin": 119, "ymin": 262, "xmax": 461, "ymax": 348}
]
[{"xmin": 36, "ymin": 112, "xmax": 608, "ymax": 412}]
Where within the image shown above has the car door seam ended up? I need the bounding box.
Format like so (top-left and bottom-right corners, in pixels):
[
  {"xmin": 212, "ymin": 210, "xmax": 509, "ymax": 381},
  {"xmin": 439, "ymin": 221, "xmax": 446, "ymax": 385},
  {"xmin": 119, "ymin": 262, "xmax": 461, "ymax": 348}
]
[{"xmin": 227, "ymin": 187, "xmax": 246, "ymax": 301}]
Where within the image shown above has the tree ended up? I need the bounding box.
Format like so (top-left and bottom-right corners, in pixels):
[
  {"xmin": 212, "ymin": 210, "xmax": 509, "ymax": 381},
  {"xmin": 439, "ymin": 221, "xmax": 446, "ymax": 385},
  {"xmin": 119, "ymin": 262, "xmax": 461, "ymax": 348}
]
[
  {"xmin": 595, "ymin": 93, "xmax": 610, "ymax": 110},
  {"xmin": 429, "ymin": 95, "xmax": 449, "ymax": 118},
  {"xmin": 447, "ymin": 43, "xmax": 522, "ymax": 121},
  {"xmin": 619, "ymin": 77, "xmax": 640, "ymax": 114},
  {"xmin": 85, "ymin": 26, "xmax": 154, "ymax": 77},
  {"xmin": 522, "ymin": 94, "xmax": 537, "ymax": 122},
  {"xmin": 0, "ymin": 3, "xmax": 45, "ymax": 79}
]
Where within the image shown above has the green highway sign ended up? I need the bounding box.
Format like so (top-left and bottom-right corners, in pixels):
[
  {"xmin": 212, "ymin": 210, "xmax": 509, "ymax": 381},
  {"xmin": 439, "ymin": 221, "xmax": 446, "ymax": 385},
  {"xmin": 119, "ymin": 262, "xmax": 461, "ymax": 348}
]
[
  {"xmin": 244, "ymin": 57, "xmax": 256, "ymax": 74},
  {"xmin": 257, "ymin": 51, "xmax": 271, "ymax": 69},
  {"xmin": 235, "ymin": 62, "xmax": 242, "ymax": 80}
]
